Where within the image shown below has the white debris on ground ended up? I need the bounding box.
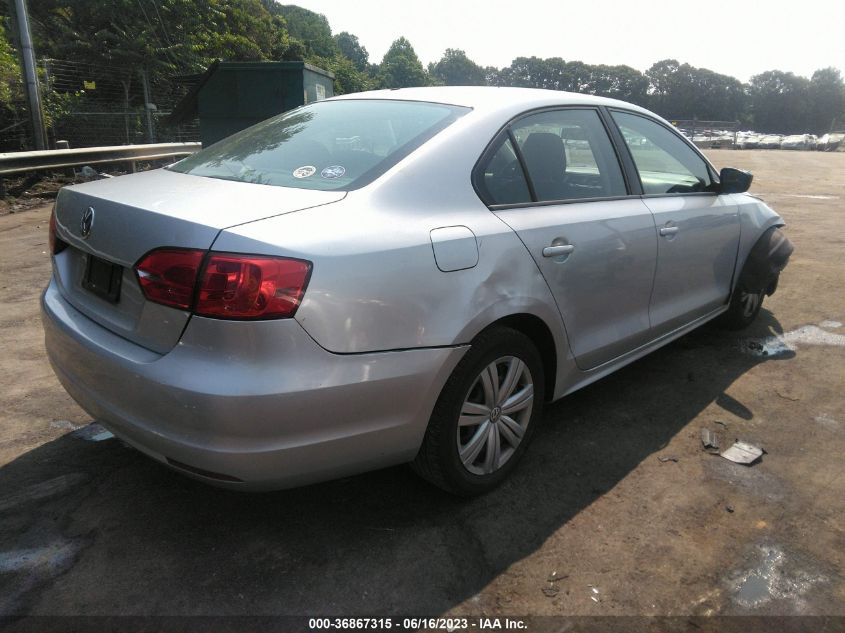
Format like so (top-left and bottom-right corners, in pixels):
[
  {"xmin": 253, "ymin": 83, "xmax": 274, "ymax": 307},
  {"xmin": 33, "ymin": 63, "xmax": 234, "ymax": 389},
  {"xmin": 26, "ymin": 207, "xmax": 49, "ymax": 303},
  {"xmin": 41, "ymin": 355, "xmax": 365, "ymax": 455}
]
[
  {"xmin": 814, "ymin": 414, "xmax": 841, "ymax": 431},
  {"xmin": 71, "ymin": 423, "xmax": 114, "ymax": 442},
  {"xmin": 50, "ymin": 420, "xmax": 83, "ymax": 431},
  {"xmin": 730, "ymin": 545, "xmax": 828, "ymax": 611},
  {"xmin": 742, "ymin": 321, "xmax": 845, "ymax": 357}
]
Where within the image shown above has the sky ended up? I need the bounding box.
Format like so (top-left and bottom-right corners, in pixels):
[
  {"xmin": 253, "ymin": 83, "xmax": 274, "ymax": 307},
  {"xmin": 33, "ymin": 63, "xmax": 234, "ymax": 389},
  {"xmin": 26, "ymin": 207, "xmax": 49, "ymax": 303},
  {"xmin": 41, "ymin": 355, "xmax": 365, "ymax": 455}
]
[{"xmin": 285, "ymin": 0, "xmax": 844, "ymax": 82}]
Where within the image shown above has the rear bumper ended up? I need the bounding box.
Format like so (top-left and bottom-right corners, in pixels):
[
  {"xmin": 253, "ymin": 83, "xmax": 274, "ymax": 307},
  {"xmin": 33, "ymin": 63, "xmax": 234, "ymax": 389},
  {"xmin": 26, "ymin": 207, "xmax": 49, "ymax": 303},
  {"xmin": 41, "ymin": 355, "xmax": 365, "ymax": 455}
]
[{"xmin": 41, "ymin": 280, "xmax": 466, "ymax": 490}]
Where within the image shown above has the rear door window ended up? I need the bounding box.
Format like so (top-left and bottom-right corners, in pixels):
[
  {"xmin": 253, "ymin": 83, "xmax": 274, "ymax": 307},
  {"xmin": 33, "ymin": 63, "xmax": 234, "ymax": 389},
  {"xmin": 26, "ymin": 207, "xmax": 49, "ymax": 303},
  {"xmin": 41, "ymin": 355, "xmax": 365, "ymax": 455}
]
[{"xmin": 510, "ymin": 109, "xmax": 627, "ymax": 202}]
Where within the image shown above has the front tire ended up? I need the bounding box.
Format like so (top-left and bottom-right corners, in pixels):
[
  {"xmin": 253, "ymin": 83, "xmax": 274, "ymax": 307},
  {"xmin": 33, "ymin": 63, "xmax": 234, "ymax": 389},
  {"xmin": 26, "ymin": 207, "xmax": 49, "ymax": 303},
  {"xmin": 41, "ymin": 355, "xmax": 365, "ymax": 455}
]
[
  {"xmin": 412, "ymin": 326, "xmax": 544, "ymax": 496},
  {"xmin": 719, "ymin": 281, "xmax": 766, "ymax": 330}
]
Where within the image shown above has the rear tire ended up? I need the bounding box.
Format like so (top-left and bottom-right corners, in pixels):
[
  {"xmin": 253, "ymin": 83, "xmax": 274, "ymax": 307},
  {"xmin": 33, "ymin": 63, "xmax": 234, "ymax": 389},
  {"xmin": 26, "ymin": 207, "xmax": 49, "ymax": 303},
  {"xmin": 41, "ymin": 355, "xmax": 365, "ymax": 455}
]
[{"xmin": 412, "ymin": 326, "xmax": 544, "ymax": 496}]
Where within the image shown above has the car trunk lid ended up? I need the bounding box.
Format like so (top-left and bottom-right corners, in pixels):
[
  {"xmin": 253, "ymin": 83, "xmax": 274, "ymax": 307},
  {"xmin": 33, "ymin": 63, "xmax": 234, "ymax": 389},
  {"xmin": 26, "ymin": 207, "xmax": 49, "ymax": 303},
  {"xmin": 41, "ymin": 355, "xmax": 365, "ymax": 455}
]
[{"xmin": 52, "ymin": 168, "xmax": 344, "ymax": 353}]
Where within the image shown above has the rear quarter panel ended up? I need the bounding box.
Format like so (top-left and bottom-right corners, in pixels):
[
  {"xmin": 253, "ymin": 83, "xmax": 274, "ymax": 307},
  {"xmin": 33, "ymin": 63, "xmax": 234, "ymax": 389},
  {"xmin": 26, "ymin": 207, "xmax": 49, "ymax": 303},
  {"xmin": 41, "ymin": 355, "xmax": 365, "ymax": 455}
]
[{"xmin": 214, "ymin": 189, "xmax": 568, "ymax": 356}]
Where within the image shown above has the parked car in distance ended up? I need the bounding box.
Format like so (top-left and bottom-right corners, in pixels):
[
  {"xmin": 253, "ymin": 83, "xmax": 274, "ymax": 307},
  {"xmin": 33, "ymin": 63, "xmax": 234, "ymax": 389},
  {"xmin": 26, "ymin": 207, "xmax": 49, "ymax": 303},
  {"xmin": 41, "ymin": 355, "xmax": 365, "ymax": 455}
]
[
  {"xmin": 43, "ymin": 87, "xmax": 793, "ymax": 495},
  {"xmin": 780, "ymin": 134, "xmax": 814, "ymax": 150}
]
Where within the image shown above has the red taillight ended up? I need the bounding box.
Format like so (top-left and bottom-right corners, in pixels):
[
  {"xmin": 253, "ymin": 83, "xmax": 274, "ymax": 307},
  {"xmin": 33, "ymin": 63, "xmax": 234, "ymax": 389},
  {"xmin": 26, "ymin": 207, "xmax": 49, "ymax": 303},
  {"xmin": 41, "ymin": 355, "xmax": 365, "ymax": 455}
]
[
  {"xmin": 49, "ymin": 205, "xmax": 67, "ymax": 255},
  {"xmin": 135, "ymin": 248, "xmax": 311, "ymax": 319},
  {"xmin": 195, "ymin": 253, "xmax": 311, "ymax": 319},
  {"xmin": 135, "ymin": 248, "xmax": 205, "ymax": 310}
]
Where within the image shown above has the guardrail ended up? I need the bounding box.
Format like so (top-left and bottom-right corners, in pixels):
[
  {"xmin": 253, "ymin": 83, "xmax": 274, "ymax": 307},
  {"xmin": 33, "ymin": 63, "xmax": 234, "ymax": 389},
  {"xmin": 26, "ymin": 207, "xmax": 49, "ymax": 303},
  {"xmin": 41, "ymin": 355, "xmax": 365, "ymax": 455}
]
[{"xmin": 0, "ymin": 142, "xmax": 201, "ymax": 177}]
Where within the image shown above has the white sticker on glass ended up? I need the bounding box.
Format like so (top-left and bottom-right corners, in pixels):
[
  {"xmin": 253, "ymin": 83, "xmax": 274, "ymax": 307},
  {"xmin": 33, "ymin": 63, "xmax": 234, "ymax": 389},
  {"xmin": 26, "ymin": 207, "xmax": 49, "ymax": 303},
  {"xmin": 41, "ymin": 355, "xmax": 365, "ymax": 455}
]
[
  {"xmin": 321, "ymin": 165, "xmax": 346, "ymax": 179},
  {"xmin": 293, "ymin": 165, "xmax": 317, "ymax": 179}
]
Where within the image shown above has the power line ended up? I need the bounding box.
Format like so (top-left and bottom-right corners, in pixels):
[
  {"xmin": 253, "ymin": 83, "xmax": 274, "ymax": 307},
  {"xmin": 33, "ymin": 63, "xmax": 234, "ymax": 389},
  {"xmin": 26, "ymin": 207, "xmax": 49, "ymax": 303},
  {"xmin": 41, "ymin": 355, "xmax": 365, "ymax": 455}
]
[{"xmin": 150, "ymin": 0, "xmax": 175, "ymax": 50}]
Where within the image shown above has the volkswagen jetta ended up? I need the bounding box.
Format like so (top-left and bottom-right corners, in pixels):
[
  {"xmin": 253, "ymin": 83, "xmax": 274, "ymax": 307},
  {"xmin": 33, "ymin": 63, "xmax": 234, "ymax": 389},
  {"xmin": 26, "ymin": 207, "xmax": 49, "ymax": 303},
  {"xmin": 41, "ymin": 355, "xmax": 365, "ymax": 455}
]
[{"xmin": 43, "ymin": 87, "xmax": 793, "ymax": 495}]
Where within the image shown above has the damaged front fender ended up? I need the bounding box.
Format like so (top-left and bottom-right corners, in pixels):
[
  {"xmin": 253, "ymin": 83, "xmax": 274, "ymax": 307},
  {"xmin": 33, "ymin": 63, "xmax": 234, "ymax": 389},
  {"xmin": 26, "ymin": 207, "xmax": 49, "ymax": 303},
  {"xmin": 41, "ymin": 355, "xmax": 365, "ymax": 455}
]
[{"xmin": 739, "ymin": 226, "xmax": 795, "ymax": 295}]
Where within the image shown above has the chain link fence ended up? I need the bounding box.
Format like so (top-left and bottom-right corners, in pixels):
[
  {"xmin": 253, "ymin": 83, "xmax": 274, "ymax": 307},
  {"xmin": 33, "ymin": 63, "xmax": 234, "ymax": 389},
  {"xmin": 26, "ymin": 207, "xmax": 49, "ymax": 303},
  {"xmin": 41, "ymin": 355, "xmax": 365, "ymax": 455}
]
[
  {"xmin": 0, "ymin": 65, "xmax": 33, "ymax": 152},
  {"xmin": 1, "ymin": 59, "xmax": 199, "ymax": 152},
  {"xmin": 44, "ymin": 59, "xmax": 199, "ymax": 148}
]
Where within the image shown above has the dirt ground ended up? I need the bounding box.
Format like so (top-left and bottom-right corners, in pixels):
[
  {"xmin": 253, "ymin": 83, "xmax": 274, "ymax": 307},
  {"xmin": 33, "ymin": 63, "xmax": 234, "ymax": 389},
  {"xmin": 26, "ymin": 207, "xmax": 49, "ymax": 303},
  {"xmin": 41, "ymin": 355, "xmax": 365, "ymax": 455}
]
[{"xmin": 0, "ymin": 150, "xmax": 843, "ymax": 630}]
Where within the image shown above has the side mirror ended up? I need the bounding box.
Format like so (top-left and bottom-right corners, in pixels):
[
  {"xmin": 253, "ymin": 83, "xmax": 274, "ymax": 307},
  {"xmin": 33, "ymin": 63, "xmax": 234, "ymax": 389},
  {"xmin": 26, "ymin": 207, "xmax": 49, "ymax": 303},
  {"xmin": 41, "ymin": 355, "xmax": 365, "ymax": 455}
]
[{"xmin": 719, "ymin": 167, "xmax": 753, "ymax": 194}]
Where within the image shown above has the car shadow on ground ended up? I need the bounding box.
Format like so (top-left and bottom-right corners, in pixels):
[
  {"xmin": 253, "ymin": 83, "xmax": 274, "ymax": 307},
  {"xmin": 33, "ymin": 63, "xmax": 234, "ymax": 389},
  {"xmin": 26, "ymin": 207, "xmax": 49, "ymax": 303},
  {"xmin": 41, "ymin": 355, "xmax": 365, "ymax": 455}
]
[{"xmin": 0, "ymin": 311, "xmax": 792, "ymax": 617}]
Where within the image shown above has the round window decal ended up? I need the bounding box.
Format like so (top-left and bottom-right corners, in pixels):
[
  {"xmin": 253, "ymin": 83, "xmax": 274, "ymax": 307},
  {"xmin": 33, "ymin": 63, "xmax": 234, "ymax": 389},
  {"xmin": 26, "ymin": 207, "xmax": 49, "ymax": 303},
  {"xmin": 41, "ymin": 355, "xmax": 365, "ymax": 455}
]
[
  {"xmin": 320, "ymin": 165, "xmax": 346, "ymax": 179},
  {"xmin": 293, "ymin": 165, "xmax": 316, "ymax": 179}
]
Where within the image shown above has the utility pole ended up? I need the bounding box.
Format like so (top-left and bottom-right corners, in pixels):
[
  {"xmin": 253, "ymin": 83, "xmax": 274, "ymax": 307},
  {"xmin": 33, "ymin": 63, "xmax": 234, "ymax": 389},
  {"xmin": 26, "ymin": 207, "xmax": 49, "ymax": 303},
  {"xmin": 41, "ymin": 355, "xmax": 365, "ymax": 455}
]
[{"xmin": 10, "ymin": 0, "xmax": 48, "ymax": 150}]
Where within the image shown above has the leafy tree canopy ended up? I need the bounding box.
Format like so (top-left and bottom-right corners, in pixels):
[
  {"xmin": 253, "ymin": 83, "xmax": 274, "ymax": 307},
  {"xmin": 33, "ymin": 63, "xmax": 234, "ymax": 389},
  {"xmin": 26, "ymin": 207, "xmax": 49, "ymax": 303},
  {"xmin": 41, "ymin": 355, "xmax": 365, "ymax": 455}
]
[
  {"xmin": 24, "ymin": 0, "xmax": 292, "ymax": 80},
  {"xmin": 749, "ymin": 70, "xmax": 811, "ymax": 133},
  {"xmin": 809, "ymin": 67, "xmax": 845, "ymax": 133},
  {"xmin": 270, "ymin": 4, "xmax": 337, "ymax": 59},
  {"xmin": 377, "ymin": 37, "xmax": 430, "ymax": 88},
  {"xmin": 0, "ymin": 25, "xmax": 20, "ymax": 106},
  {"xmin": 647, "ymin": 59, "xmax": 747, "ymax": 122},
  {"xmin": 334, "ymin": 32, "xmax": 369, "ymax": 73},
  {"xmin": 311, "ymin": 54, "xmax": 372, "ymax": 95},
  {"xmin": 429, "ymin": 49, "xmax": 485, "ymax": 86}
]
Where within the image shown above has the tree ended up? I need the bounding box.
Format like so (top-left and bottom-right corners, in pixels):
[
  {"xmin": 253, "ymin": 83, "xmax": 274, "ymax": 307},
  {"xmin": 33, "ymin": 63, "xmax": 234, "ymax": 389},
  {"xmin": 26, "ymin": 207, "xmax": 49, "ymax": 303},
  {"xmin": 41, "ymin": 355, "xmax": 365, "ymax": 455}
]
[
  {"xmin": 0, "ymin": 24, "xmax": 20, "ymax": 108},
  {"xmin": 808, "ymin": 67, "xmax": 845, "ymax": 133},
  {"xmin": 688, "ymin": 67, "xmax": 747, "ymax": 122},
  {"xmin": 429, "ymin": 49, "xmax": 486, "ymax": 86},
  {"xmin": 749, "ymin": 70, "xmax": 810, "ymax": 133},
  {"xmin": 645, "ymin": 59, "xmax": 681, "ymax": 114},
  {"xmin": 334, "ymin": 31, "xmax": 369, "ymax": 72},
  {"xmin": 483, "ymin": 66, "xmax": 499, "ymax": 86},
  {"xmin": 0, "ymin": 23, "xmax": 26, "ymax": 150},
  {"xmin": 377, "ymin": 37, "xmax": 429, "ymax": 88},
  {"xmin": 558, "ymin": 60, "xmax": 591, "ymax": 93},
  {"xmin": 194, "ymin": 0, "xmax": 291, "ymax": 63},
  {"xmin": 493, "ymin": 57, "xmax": 648, "ymax": 104},
  {"xmin": 495, "ymin": 56, "xmax": 557, "ymax": 88},
  {"xmin": 312, "ymin": 54, "xmax": 372, "ymax": 95},
  {"xmin": 646, "ymin": 59, "xmax": 747, "ymax": 121},
  {"xmin": 262, "ymin": 6, "xmax": 373, "ymax": 92},
  {"xmin": 270, "ymin": 4, "xmax": 337, "ymax": 59},
  {"xmin": 584, "ymin": 64, "xmax": 648, "ymax": 105},
  {"xmin": 27, "ymin": 0, "xmax": 292, "ymax": 80}
]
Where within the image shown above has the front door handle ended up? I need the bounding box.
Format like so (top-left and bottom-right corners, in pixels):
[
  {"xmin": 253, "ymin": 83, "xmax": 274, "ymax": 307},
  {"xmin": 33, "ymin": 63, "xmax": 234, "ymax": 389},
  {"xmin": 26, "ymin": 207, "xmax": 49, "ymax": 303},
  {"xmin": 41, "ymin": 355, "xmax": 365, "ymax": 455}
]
[
  {"xmin": 542, "ymin": 244, "xmax": 575, "ymax": 257},
  {"xmin": 659, "ymin": 226, "xmax": 679, "ymax": 237}
]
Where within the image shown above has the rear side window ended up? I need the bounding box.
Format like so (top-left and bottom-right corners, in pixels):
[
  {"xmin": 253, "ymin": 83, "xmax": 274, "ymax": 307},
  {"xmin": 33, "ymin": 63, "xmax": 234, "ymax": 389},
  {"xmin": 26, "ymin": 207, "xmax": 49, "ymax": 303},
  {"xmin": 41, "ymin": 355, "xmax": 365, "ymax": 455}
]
[
  {"xmin": 510, "ymin": 109, "xmax": 627, "ymax": 202},
  {"xmin": 476, "ymin": 137, "xmax": 532, "ymax": 205},
  {"xmin": 611, "ymin": 111, "xmax": 714, "ymax": 194},
  {"xmin": 169, "ymin": 100, "xmax": 469, "ymax": 191}
]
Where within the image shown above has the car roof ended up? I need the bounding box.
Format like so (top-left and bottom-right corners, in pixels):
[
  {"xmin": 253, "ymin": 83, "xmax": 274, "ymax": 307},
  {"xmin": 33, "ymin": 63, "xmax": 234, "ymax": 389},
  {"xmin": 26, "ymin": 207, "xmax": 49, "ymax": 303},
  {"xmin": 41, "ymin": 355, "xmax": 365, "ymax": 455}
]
[{"xmin": 329, "ymin": 86, "xmax": 655, "ymax": 118}]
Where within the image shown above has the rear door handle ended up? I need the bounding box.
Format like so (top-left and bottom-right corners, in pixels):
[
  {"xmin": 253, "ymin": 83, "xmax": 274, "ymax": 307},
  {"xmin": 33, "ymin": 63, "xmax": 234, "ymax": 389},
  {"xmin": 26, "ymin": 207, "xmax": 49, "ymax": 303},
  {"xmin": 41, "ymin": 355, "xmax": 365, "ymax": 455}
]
[
  {"xmin": 659, "ymin": 226, "xmax": 679, "ymax": 237},
  {"xmin": 542, "ymin": 244, "xmax": 575, "ymax": 257}
]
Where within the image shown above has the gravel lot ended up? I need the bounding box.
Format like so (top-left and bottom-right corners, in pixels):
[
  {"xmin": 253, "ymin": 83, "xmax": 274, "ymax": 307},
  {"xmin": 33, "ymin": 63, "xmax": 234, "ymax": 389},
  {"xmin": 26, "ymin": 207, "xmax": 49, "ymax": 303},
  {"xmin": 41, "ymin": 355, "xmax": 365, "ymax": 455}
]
[{"xmin": 1, "ymin": 150, "xmax": 843, "ymax": 629}]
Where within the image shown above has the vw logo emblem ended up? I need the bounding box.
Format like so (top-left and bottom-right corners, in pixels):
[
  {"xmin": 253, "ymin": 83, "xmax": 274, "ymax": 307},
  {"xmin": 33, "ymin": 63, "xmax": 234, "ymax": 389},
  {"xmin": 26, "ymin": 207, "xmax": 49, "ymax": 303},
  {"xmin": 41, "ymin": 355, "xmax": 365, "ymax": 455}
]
[{"xmin": 80, "ymin": 207, "xmax": 95, "ymax": 239}]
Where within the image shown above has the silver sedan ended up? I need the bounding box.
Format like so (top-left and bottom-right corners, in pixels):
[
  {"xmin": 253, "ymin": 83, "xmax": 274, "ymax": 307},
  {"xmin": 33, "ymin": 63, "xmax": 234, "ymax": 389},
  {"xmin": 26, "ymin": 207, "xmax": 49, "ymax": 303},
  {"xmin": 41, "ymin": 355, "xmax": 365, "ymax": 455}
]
[{"xmin": 42, "ymin": 87, "xmax": 793, "ymax": 495}]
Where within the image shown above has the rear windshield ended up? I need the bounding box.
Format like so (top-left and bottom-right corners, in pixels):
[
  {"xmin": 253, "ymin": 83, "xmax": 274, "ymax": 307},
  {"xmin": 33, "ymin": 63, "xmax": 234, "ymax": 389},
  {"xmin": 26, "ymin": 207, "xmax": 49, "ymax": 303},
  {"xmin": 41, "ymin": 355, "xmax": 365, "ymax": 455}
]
[{"xmin": 168, "ymin": 99, "xmax": 469, "ymax": 190}]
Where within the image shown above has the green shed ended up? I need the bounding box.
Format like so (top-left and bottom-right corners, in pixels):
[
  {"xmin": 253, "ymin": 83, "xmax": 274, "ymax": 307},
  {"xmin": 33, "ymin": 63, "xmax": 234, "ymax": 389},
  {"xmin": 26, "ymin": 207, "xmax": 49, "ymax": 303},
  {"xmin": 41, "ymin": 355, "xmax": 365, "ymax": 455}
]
[{"xmin": 169, "ymin": 61, "xmax": 335, "ymax": 147}]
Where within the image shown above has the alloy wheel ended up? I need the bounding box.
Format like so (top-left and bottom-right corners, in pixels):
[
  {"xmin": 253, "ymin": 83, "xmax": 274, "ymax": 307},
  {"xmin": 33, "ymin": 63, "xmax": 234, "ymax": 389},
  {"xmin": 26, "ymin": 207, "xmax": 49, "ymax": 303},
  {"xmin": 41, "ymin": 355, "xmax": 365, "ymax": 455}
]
[
  {"xmin": 456, "ymin": 356, "xmax": 534, "ymax": 476},
  {"xmin": 740, "ymin": 289, "xmax": 762, "ymax": 318}
]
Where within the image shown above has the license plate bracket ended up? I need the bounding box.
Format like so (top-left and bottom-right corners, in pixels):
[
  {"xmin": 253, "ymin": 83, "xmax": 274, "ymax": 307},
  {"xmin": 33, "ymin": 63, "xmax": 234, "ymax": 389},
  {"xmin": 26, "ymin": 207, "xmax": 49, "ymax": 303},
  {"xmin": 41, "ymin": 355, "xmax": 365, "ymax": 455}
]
[{"xmin": 82, "ymin": 254, "xmax": 122, "ymax": 303}]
